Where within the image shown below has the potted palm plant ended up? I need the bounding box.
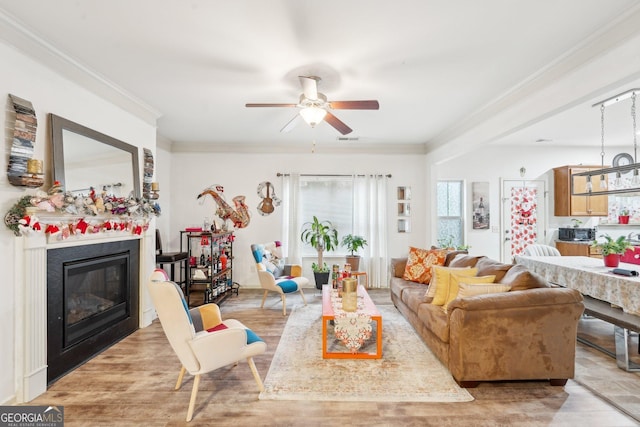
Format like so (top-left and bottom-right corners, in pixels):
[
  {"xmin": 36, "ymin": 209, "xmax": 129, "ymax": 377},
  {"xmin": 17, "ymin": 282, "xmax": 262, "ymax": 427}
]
[
  {"xmin": 300, "ymin": 216, "xmax": 339, "ymax": 289},
  {"xmin": 341, "ymin": 234, "xmax": 368, "ymax": 271},
  {"xmin": 592, "ymin": 234, "xmax": 632, "ymax": 267}
]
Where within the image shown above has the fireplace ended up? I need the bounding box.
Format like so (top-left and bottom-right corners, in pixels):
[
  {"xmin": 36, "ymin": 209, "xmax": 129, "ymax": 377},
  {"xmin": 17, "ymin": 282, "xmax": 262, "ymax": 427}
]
[{"xmin": 47, "ymin": 239, "xmax": 140, "ymax": 383}]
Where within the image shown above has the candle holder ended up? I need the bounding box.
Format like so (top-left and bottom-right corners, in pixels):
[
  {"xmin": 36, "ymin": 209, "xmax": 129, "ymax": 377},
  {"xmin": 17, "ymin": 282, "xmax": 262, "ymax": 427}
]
[{"xmin": 148, "ymin": 182, "xmax": 160, "ymax": 200}]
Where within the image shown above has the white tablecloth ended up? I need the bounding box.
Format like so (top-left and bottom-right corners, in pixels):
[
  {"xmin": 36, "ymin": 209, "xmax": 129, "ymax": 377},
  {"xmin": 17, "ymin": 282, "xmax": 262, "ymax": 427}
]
[{"xmin": 516, "ymin": 255, "xmax": 640, "ymax": 315}]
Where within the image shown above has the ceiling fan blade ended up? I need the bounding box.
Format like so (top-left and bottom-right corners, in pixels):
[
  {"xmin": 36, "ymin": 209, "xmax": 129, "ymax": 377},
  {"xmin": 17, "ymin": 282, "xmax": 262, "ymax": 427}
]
[
  {"xmin": 280, "ymin": 114, "xmax": 301, "ymax": 133},
  {"xmin": 329, "ymin": 100, "xmax": 380, "ymax": 110},
  {"xmin": 245, "ymin": 103, "xmax": 297, "ymax": 108},
  {"xmin": 324, "ymin": 112, "xmax": 353, "ymax": 135},
  {"xmin": 299, "ymin": 76, "xmax": 319, "ymax": 100}
]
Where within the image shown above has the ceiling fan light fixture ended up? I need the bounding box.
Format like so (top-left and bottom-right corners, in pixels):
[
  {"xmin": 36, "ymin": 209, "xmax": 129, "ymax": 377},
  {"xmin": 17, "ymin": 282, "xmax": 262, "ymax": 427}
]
[{"xmin": 300, "ymin": 106, "xmax": 327, "ymax": 127}]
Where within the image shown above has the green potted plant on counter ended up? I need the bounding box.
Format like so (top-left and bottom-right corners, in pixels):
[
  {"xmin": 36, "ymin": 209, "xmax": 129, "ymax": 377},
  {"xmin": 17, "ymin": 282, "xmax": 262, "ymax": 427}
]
[
  {"xmin": 341, "ymin": 234, "xmax": 368, "ymax": 271},
  {"xmin": 619, "ymin": 208, "xmax": 630, "ymax": 225},
  {"xmin": 301, "ymin": 216, "xmax": 339, "ymax": 289},
  {"xmin": 592, "ymin": 234, "xmax": 632, "ymax": 268}
]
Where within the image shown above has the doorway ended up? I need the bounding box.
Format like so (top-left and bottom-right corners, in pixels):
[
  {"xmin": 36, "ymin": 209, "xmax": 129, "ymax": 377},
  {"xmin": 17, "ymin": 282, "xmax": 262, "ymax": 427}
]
[{"xmin": 500, "ymin": 179, "xmax": 547, "ymax": 263}]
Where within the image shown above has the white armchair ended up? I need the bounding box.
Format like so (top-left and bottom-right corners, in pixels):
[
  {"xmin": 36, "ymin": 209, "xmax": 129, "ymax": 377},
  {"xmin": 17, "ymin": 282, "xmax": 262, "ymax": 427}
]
[
  {"xmin": 148, "ymin": 269, "xmax": 266, "ymax": 422},
  {"xmin": 523, "ymin": 244, "xmax": 561, "ymax": 256},
  {"xmin": 251, "ymin": 241, "xmax": 308, "ymax": 315}
]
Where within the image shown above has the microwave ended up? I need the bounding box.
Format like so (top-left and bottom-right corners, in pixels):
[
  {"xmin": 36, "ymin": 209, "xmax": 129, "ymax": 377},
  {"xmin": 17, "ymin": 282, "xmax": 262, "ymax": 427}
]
[{"xmin": 558, "ymin": 227, "xmax": 596, "ymax": 242}]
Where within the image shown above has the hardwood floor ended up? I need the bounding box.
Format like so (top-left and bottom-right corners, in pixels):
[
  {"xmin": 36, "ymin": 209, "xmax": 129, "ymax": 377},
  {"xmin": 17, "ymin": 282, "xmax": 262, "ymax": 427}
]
[{"xmin": 27, "ymin": 288, "xmax": 639, "ymax": 426}]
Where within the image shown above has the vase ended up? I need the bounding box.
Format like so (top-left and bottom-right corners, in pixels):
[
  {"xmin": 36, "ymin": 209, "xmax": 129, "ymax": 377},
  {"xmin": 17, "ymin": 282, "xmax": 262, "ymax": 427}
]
[
  {"xmin": 341, "ymin": 278, "xmax": 358, "ymax": 312},
  {"xmin": 619, "ymin": 215, "xmax": 630, "ymax": 224},
  {"xmin": 604, "ymin": 253, "xmax": 621, "ymax": 268}
]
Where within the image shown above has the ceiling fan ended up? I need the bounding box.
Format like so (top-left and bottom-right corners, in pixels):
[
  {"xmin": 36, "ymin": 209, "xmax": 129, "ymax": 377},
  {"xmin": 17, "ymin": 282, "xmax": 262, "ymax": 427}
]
[{"xmin": 245, "ymin": 76, "xmax": 379, "ymax": 135}]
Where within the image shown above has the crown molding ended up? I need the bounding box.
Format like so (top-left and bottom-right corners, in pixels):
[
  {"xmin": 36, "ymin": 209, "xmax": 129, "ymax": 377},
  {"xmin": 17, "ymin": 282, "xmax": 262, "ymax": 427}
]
[
  {"xmin": 167, "ymin": 140, "xmax": 427, "ymax": 155},
  {"xmin": 0, "ymin": 8, "xmax": 161, "ymax": 126}
]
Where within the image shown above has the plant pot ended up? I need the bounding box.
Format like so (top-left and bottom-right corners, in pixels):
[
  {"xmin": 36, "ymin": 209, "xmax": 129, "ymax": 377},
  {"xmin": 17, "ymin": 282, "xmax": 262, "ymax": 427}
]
[
  {"xmin": 604, "ymin": 253, "xmax": 621, "ymax": 268},
  {"xmin": 619, "ymin": 215, "xmax": 630, "ymax": 224},
  {"xmin": 345, "ymin": 255, "xmax": 361, "ymax": 272},
  {"xmin": 313, "ymin": 271, "xmax": 330, "ymax": 290}
]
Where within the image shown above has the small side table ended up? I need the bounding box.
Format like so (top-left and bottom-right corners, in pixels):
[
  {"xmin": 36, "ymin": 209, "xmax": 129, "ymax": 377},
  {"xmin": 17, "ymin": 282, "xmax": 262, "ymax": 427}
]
[{"xmin": 351, "ymin": 271, "xmax": 368, "ymax": 289}]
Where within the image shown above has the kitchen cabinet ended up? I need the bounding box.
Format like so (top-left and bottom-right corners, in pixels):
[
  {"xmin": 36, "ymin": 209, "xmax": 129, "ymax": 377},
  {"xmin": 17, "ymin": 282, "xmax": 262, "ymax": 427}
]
[
  {"xmin": 555, "ymin": 241, "xmax": 602, "ymax": 258},
  {"xmin": 553, "ymin": 165, "xmax": 608, "ymax": 216}
]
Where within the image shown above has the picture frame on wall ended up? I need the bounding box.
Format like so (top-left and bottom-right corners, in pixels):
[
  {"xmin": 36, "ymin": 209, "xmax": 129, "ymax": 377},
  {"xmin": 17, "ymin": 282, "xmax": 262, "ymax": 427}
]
[
  {"xmin": 398, "ymin": 202, "xmax": 411, "ymax": 216},
  {"xmin": 398, "ymin": 218, "xmax": 411, "ymax": 233},
  {"xmin": 472, "ymin": 182, "xmax": 490, "ymax": 230}
]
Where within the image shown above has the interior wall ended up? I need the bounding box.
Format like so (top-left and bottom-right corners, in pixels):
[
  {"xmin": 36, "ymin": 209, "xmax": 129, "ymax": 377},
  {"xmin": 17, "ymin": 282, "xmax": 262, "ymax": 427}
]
[
  {"xmin": 164, "ymin": 151, "xmax": 427, "ymax": 288},
  {"xmin": 0, "ymin": 41, "xmax": 157, "ymax": 404},
  {"xmin": 432, "ymin": 143, "xmax": 636, "ymax": 260}
]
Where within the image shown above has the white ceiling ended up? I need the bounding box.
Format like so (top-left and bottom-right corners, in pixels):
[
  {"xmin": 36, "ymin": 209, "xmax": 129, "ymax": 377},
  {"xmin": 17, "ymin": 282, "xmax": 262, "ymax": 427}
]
[{"xmin": 1, "ymin": 0, "xmax": 640, "ymax": 153}]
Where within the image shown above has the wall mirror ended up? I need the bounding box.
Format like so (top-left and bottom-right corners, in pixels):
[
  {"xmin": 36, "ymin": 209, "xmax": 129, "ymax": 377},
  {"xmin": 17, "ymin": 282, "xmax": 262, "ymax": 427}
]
[{"xmin": 50, "ymin": 114, "xmax": 140, "ymax": 198}]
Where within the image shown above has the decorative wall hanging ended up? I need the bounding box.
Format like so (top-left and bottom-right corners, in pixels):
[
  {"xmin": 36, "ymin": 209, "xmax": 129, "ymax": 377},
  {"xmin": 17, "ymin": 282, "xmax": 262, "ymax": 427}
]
[
  {"xmin": 509, "ymin": 186, "xmax": 538, "ymax": 256},
  {"xmin": 256, "ymin": 181, "xmax": 281, "ymax": 216},
  {"xmin": 397, "ymin": 186, "xmax": 411, "ymax": 233},
  {"xmin": 472, "ymin": 182, "xmax": 490, "ymax": 230},
  {"xmin": 197, "ymin": 185, "xmax": 250, "ymax": 228},
  {"xmin": 142, "ymin": 148, "xmax": 156, "ymax": 199},
  {"xmin": 7, "ymin": 94, "xmax": 43, "ymax": 188}
]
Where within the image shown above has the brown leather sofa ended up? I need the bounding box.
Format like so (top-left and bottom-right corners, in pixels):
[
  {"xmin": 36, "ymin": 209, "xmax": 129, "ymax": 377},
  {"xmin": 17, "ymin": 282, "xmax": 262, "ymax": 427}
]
[{"xmin": 390, "ymin": 253, "xmax": 584, "ymax": 387}]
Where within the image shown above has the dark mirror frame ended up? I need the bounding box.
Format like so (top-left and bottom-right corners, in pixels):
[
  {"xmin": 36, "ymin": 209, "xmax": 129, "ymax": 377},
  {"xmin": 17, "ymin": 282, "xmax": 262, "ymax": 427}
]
[{"xmin": 50, "ymin": 114, "xmax": 141, "ymax": 198}]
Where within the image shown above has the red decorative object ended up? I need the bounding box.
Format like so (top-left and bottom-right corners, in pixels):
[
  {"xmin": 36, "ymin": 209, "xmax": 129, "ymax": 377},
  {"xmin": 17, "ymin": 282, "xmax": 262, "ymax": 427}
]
[
  {"xmin": 75, "ymin": 218, "xmax": 89, "ymax": 234},
  {"xmin": 604, "ymin": 253, "xmax": 621, "ymax": 268},
  {"xmin": 220, "ymin": 252, "xmax": 228, "ymax": 270},
  {"xmin": 618, "ymin": 215, "xmax": 630, "ymax": 224}
]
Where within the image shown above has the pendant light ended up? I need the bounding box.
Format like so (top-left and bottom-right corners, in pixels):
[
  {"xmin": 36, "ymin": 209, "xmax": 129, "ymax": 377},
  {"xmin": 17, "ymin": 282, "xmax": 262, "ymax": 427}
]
[{"xmin": 571, "ymin": 88, "xmax": 640, "ymax": 196}]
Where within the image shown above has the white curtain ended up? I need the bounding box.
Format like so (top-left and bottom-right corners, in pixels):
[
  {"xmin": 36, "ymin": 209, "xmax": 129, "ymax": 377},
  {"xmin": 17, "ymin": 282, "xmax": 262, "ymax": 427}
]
[
  {"xmin": 281, "ymin": 173, "xmax": 302, "ymax": 264},
  {"xmin": 353, "ymin": 174, "xmax": 388, "ymax": 288}
]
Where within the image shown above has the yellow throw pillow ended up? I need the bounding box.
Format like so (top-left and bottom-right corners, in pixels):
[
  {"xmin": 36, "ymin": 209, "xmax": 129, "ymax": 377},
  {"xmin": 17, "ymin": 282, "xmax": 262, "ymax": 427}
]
[
  {"xmin": 427, "ymin": 266, "xmax": 477, "ymax": 303},
  {"xmin": 443, "ymin": 274, "xmax": 496, "ymax": 309},
  {"xmin": 457, "ymin": 283, "xmax": 511, "ymax": 299}
]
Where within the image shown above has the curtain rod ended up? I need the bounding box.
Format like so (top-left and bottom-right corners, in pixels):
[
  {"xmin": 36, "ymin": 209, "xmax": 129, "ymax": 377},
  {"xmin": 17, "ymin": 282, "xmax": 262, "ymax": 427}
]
[{"xmin": 276, "ymin": 173, "xmax": 392, "ymax": 178}]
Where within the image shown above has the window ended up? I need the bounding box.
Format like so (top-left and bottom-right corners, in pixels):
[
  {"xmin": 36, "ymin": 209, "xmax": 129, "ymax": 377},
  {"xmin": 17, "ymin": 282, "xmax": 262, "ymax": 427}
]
[
  {"xmin": 299, "ymin": 176, "xmax": 353, "ymax": 257},
  {"xmin": 436, "ymin": 180, "xmax": 464, "ymax": 248}
]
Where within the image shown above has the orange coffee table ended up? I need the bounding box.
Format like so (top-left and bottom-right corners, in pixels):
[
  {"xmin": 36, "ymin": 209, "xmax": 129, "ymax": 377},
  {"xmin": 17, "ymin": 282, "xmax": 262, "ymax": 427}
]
[{"xmin": 322, "ymin": 284, "xmax": 382, "ymax": 359}]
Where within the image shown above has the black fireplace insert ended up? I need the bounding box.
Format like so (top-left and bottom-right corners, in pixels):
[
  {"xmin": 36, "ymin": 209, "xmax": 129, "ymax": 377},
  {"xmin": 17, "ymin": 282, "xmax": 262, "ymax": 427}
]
[{"xmin": 47, "ymin": 239, "xmax": 139, "ymax": 383}]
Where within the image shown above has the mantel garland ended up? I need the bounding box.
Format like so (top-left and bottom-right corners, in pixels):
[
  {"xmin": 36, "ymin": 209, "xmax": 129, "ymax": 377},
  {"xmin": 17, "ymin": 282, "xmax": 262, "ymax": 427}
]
[{"xmin": 4, "ymin": 181, "xmax": 161, "ymax": 237}]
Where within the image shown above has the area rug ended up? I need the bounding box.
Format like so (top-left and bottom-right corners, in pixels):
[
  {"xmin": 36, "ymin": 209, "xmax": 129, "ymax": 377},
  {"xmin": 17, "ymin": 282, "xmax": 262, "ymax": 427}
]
[{"xmin": 259, "ymin": 304, "xmax": 474, "ymax": 402}]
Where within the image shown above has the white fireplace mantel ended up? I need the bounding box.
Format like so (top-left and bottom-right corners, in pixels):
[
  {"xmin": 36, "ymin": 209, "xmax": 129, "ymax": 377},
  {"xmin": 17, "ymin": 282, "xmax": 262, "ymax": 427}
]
[{"xmin": 14, "ymin": 230, "xmax": 154, "ymax": 402}]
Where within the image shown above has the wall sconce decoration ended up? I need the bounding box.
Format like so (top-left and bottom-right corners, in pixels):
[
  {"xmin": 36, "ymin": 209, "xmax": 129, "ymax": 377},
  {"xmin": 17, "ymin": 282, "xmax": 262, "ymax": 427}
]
[
  {"xmin": 572, "ymin": 88, "xmax": 640, "ymax": 196},
  {"xmin": 7, "ymin": 94, "xmax": 43, "ymax": 188}
]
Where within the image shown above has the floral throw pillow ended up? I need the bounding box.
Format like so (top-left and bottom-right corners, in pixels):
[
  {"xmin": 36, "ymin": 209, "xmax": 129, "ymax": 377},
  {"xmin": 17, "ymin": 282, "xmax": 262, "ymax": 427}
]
[{"xmin": 403, "ymin": 246, "xmax": 447, "ymax": 284}]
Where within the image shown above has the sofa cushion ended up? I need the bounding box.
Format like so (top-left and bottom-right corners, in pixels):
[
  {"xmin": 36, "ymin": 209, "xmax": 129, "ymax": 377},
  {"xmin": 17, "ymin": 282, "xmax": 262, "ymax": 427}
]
[
  {"xmin": 430, "ymin": 267, "xmax": 479, "ymax": 305},
  {"xmin": 456, "ymin": 282, "xmax": 511, "ymax": 299},
  {"xmin": 417, "ymin": 303, "xmax": 450, "ymax": 343},
  {"xmin": 443, "ymin": 274, "xmax": 496, "ymax": 310},
  {"xmin": 444, "ymin": 250, "xmax": 469, "ymax": 266},
  {"xmin": 401, "ymin": 286, "xmax": 431, "ymax": 313},
  {"xmin": 425, "ymin": 265, "xmax": 477, "ymax": 301},
  {"xmin": 448, "ymin": 254, "xmax": 486, "ymax": 268},
  {"xmin": 475, "ymin": 257, "xmax": 515, "ymax": 282},
  {"xmin": 403, "ymin": 247, "xmax": 447, "ymax": 284},
  {"xmin": 391, "ymin": 258, "xmax": 408, "ymax": 278},
  {"xmin": 500, "ymin": 264, "xmax": 551, "ymax": 290}
]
